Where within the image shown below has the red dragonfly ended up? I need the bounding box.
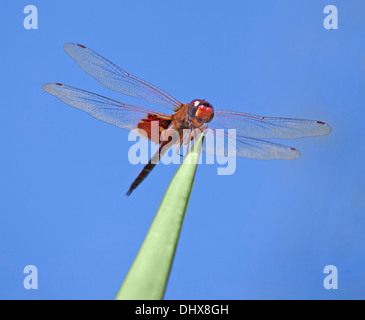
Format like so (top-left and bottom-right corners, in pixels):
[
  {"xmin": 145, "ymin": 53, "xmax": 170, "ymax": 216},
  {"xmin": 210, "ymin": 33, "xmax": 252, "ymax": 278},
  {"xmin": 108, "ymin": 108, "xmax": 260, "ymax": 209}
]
[{"xmin": 43, "ymin": 43, "xmax": 331, "ymax": 195}]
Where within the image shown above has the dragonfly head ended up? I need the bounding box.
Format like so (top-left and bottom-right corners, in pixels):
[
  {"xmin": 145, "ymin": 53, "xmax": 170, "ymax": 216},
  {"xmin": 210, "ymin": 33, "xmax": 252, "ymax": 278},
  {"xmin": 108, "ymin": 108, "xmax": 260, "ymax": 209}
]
[{"xmin": 187, "ymin": 99, "xmax": 214, "ymax": 125}]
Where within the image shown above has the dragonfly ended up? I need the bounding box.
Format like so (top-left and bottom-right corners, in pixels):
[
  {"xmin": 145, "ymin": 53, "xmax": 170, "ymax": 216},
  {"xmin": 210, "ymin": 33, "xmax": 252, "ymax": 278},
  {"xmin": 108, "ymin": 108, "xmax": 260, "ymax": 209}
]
[{"xmin": 43, "ymin": 43, "xmax": 331, "ymax": 196}]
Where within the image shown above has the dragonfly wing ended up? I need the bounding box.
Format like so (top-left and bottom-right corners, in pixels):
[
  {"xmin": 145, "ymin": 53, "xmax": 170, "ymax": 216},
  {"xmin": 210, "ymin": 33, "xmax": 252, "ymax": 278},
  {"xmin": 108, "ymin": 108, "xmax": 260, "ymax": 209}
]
[
  {"xmin": 63, "ymin": 43, "xmax": 183, "ymax": 111},
  {"xmin": 203, "ymin": 128, "xmax": 300, "ymax": 159},
  {"xmin": 42, "ymin": 83, "xmax": 172, "ymax": 143},
  {"xmin": 211, "ymin": 110, "xmax": 331, "ymax": 139}
]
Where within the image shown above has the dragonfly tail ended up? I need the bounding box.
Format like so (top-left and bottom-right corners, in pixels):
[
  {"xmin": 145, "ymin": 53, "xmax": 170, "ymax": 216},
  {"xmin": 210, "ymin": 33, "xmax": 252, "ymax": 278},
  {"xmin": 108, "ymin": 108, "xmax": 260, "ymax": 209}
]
[
  {"xmin": 126, "ymin": 161, "xmax": 157, "ymax": 196},
  {"xmin": 126, "ymin": 138, "xmax": 173, "ymax": 196}
]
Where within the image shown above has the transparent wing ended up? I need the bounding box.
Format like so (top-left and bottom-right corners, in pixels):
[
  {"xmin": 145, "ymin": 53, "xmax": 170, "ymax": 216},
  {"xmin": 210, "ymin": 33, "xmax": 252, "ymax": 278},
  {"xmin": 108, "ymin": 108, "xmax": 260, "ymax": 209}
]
[
  {"xmin": 211, "ymin": 109, "xmax": 332, "ymax": 139},
  {"xmin": 42, "ymin": 83, "xmax": 172, "ymax": 135},
  {"xmin": 203, "ymin": 128, "xmax": 300, "ymax": 160},
  {"xmin": 63, "ymin": 43, "xmax": 183, "ymax": 111}
]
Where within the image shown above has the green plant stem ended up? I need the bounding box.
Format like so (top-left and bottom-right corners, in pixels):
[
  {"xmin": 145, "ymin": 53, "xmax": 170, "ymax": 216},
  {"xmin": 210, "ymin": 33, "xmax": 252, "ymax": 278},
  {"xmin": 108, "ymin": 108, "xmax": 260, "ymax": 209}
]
[{"xmin": 115, "ymin": 135, "xmax": 204, "ymax": 300}]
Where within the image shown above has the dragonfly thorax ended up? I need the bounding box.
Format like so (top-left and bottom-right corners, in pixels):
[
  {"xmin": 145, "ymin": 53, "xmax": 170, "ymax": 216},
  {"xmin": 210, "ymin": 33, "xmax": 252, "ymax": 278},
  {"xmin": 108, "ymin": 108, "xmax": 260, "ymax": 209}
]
[{"xmin": 187, "ymin": 99, "xmax": 214, "ymax": 125}]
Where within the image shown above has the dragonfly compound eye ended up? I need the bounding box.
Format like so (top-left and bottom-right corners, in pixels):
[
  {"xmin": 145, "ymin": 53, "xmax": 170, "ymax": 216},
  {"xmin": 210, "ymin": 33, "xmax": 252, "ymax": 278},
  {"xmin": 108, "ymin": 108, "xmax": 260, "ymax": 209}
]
[{"xmin": 188, "ymin": 99, "xmax": 214, "ymax": 123}]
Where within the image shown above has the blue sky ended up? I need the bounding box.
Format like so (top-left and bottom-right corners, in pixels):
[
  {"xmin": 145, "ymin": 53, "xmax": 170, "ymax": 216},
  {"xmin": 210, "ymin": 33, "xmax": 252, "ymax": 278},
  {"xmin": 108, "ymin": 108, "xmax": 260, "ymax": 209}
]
[{"xmin": 1, "ymin": 0, "xmax": 365, "ymax": 299}]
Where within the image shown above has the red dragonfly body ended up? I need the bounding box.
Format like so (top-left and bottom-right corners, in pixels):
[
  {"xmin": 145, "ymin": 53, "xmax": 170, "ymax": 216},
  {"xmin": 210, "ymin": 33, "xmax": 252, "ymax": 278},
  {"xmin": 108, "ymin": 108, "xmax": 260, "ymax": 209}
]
[{"xmin": 43, "ymin": 43, "xmax": 331, "ymax": 195}]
